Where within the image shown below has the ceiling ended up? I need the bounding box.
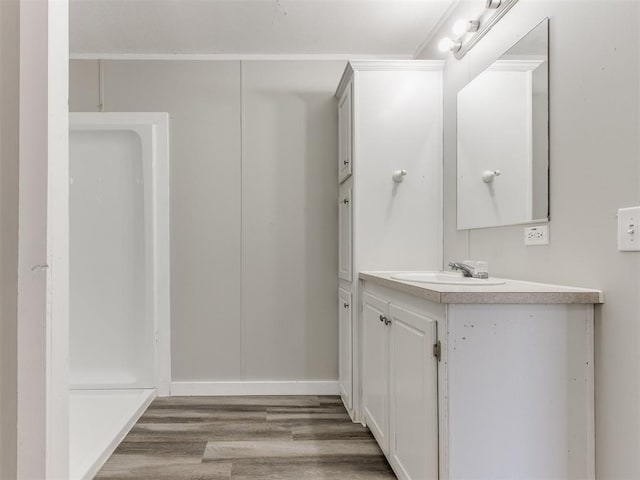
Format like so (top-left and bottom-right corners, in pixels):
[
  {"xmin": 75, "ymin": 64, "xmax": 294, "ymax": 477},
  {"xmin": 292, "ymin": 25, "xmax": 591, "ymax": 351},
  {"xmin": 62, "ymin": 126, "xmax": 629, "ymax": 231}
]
[{"xmin": 69, "ymin": 0, "xmax": 458, "ymax": 57}]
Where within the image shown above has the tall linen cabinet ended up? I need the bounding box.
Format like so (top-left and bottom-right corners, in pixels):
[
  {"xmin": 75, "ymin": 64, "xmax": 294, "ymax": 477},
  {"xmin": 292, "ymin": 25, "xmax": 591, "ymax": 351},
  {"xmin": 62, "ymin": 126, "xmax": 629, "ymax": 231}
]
[{"xmin": 335, "ymin": 61, "xmax": 443, "ymax": 421}]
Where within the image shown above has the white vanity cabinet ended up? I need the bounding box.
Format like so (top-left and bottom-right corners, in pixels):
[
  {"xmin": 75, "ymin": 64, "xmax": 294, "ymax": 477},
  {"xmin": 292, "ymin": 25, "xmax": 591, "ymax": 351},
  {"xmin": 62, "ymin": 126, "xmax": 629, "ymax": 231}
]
[
  {"xmin": 362, "ymin": 292, "xmax": 390, "ymax": 451},
  {"xmin": 360, "ymin": 274, "xmax": 602, "ymax": 480},
  {"xmin": 388, "ymin": 302, "xmax": 439, "ymax": 480},
  {"xmin": 362, "ymin": 289, "xmax": 439, "ymax": 480},
  {"xmin": 335, "ymin": 60, "xmax": 443, "ymax": 421}
]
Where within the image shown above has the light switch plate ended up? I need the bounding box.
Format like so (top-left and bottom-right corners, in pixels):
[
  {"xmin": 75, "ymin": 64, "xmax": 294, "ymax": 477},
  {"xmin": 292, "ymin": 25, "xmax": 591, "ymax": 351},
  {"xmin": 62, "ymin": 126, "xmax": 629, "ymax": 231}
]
[
  {"xmin": 524, "ymin": 225, "xmax": 549, "ymax": 245},
  {"xmin": 618, "ymin": 206, "xmax": 640, "ymax": 251}
]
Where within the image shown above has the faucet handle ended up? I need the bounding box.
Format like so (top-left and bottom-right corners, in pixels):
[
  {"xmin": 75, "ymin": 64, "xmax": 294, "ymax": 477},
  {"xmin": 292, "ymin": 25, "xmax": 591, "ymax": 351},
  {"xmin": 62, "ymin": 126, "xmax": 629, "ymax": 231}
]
[
  {"xmin": 449, "ymin": 260, "xmax": 489, "ymax": 279},
  {"xmin": 448, "ymin": 261, "xmax": 473, "ymax": 277},
  {"xmin": 448, "ymin": 261, "xmax": 469, "ymax": 270}
]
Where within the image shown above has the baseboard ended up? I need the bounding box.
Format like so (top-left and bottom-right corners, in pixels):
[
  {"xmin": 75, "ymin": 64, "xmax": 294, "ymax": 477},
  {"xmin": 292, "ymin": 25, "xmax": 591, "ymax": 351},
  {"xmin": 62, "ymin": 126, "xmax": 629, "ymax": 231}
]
[
  {"xmin": 340, "ymin": 393, "xmax": 358, "ymax": 423},
  {"xmin": 170, "ymin": 381, "xmax": 340, "ymax": 396}
]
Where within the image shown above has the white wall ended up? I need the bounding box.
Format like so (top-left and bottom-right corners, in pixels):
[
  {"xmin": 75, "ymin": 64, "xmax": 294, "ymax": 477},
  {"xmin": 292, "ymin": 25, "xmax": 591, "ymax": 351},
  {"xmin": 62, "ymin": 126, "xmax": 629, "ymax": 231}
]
[
  {"xmin": 17, "ymin": 0, "xmax": 70, "ymax": 477},
  {"xmin": 418, "ymin": 1, "xmax": 640, "ymax": 478},
  {"xmin": 0, "ymin": 0, "xmax": 20, "ymax": 477},
  {"xmin": 69, "ymin": 59, "xmax": 344, "ymax": 384},
  {"xmin": 241, "ymin": 61, "xmax": 343, "ymax": 380},
  {"xmin": 100, "ymin": 60, "xmax": 244, "ymax": 382},
  {"xmin": 1, "ymin": 0, "xmax": 71, "ymax": 476}
]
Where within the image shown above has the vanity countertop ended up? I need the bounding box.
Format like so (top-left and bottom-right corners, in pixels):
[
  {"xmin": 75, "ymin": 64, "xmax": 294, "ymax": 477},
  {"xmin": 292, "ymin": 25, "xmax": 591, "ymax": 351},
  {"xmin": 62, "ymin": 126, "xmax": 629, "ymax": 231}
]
[{"xmin": 360, "ymin": 271, "xmax": 604, "ymax": 305}]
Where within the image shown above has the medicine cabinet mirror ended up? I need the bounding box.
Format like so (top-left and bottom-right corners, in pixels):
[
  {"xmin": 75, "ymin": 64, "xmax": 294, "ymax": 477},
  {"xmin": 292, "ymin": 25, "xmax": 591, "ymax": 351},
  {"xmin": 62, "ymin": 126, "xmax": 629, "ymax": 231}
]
[{"xmin": 456, "ymin": 18, "xmax": 549, "ymax": 230}]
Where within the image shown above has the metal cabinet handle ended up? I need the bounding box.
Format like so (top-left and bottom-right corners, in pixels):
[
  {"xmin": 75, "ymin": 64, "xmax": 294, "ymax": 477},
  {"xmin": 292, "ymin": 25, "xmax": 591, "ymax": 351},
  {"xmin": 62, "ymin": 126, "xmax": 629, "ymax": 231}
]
[
  {"xmin": 343, "ymin": 302, "xmax": 349, "ymax": 309},
  {"xmin": 343, "ymin": 159, "xmax": 349, "ymax": 166},
  {"xmin": 379, "ymin": 314, "xmax": 386, "ymax": 323},
  {"xmin": 342, "ymin": 198, "xmax": 349, "ymax": 205},
  {"xmin": 384, "ymin": 318, "xmax": 392, "ymax": 326}
]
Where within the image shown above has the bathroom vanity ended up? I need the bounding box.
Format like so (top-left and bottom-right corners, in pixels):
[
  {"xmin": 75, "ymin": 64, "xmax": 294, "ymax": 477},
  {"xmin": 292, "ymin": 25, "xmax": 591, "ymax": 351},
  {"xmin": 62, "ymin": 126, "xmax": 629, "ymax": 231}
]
[{"xmin": 358, "ymin": 272, "xmax": 602, "ymax": 480}]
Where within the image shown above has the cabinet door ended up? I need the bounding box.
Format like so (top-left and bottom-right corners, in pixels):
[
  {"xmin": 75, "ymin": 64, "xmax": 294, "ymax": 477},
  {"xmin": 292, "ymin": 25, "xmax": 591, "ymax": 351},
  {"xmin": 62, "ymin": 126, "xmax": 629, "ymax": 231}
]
[
  {"xmin": 389, "ymin": 303, "xmax": 439, "ymax": 480},
  {"xmin": 362, "ymin": 291, "xmax": 390, "ymax": 453},
  {"xmin": 338, "ymin": 83, "xmax": 353, "ymax": 183},
  {"xmin": 338, "ymin": 185, "xmax": 352, "ymax": 281},
  {"xmin": 338, "ymin": 288, "xmax": 353, "ymax": 411}
]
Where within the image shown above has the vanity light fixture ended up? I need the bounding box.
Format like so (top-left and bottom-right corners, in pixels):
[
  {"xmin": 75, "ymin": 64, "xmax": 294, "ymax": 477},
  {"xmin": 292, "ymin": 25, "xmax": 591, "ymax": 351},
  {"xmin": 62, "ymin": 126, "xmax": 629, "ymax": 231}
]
[{"xmin": 437, "ymin": 0, "xmax": 519, "ymax": 60}]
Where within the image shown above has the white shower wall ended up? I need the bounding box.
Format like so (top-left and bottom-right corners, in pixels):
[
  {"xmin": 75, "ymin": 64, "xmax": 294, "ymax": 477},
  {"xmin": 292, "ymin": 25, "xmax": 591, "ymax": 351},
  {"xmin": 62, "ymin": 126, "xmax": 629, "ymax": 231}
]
[
  {"xmin": 69, "ymin": 129, "xmax": 154, "ymax": 388},
  {"xmin": 68, "ymin": 113, "xmax": 169, "ymax": 479}
]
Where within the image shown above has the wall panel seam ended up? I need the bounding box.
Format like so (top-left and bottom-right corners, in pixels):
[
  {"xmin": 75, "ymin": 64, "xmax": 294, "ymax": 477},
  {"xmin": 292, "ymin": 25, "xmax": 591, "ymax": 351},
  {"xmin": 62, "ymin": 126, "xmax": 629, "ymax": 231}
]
[{"xmin": 239, "ymin": 60, "xmax": 246, "ymax": 381}]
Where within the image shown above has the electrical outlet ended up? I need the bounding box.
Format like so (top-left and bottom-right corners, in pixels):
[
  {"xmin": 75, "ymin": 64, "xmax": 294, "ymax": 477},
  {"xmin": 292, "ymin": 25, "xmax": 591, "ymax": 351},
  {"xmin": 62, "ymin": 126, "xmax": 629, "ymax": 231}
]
[{"xmin": 524, "ymin": 225, "xmax": 549, "ymax": 246}]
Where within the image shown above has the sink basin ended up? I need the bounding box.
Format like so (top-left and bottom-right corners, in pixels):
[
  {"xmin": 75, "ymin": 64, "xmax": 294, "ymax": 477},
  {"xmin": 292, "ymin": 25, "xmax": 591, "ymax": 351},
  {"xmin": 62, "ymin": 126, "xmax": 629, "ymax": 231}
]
[{"xmin": 390, "ymin": 271, "xmax": 505, "ymax": 286}]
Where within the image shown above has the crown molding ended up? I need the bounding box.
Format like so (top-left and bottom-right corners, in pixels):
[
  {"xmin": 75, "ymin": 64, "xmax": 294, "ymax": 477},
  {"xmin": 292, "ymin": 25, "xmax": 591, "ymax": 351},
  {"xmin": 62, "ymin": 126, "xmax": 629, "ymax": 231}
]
[
  {"xmin": 335, "ymin": 59, "xmax": 445, "ymax": 98},
  {"xmin": 69, "ymin": 53, "xmax": 414, "ymax": 61}
]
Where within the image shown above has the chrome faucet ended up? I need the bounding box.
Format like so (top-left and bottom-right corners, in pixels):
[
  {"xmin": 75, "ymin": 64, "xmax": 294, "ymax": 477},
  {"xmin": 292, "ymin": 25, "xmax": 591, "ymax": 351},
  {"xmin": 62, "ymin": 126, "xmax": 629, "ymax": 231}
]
[{"xmin": 448, "ymin": 261, "xmax": 488, "ymax": 279}]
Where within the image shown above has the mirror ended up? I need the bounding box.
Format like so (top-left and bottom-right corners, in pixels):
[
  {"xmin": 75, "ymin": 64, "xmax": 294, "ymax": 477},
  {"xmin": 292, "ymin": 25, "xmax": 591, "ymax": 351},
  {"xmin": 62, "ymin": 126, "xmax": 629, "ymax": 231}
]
[{"xmin": 457, "ymin": 19, "xmax": 549, "ymax": 230}]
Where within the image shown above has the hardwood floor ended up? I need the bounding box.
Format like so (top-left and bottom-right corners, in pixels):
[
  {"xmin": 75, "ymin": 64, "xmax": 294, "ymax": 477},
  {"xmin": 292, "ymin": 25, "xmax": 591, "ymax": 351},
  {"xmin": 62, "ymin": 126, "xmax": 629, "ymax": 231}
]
[{"xmin": 95, "ymin": 395, "xmax": 397, "ymax": 479}]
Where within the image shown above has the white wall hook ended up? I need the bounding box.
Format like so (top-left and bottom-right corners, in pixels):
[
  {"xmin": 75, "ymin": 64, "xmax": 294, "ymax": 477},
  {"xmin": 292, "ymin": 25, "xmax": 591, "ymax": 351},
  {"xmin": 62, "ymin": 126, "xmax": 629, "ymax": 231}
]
[
  {"xmin": 392, "ymin": 170, "xmax": 407, "ymax": 183},
  {"xmin": 482, "ymin": 170, "xmax": 501, "ymax": 183}
]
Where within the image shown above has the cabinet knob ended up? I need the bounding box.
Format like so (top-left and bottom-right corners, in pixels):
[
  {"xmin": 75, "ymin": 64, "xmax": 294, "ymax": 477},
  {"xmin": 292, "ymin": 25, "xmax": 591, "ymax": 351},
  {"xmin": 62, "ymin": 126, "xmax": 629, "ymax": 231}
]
[
  {"xmin": 343, "ymin": 159, "xmax": 349, "ymax": 166},
  {"xmin": 482, "ymin": 169, "xmax": 501, "ymax": 183},
  {"xmin": 342, "ymin": 198, "xmax": 349, "ymax": 205},
  {"xmin": 384, "ymin": 318, "xmax": 392, "ymax": 326},
  {"xmin": 343, "ymin": 302, "xmax": 349, "ymax": 309},
  {"xmin": 392, "ymin": 169, "xmax": 407, "ymax": 183},
  {"xmin": 379, "ymin": 314, "xmax": 386, "ymax": 323}
]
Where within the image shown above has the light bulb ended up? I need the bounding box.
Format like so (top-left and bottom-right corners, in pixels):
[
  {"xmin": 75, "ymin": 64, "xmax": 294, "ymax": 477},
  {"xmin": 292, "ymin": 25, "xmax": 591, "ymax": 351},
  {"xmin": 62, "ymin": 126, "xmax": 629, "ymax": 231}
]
[
  {"xmin": 438, "ymin": 37, "xmax": 453, "ymax": 52},
  {"xmin": 438, "ymin": 37, "xmax": 461, "ymax": 53},
  {"xmin": 453, "ymin": 19, "xmax": 468, "ymax": 36}
]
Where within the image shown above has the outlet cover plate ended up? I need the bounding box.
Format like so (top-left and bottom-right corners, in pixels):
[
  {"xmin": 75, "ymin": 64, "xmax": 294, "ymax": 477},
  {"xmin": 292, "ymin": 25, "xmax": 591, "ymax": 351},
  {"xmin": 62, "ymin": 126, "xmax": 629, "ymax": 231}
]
[
  {"xmin": 618, "ymin": 206, "xmax": 640, "ymax": 251},
  {"xmin": 524, "ymin": 225, "xmax": 549, "ymax": 246}
]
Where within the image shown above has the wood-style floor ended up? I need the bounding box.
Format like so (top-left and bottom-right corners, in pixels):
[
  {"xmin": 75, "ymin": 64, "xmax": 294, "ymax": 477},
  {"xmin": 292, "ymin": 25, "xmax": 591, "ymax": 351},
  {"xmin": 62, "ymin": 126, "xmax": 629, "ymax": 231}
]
[{"xmin": 95, "ymin": 395, "xmax": 397, "ymax": 479}]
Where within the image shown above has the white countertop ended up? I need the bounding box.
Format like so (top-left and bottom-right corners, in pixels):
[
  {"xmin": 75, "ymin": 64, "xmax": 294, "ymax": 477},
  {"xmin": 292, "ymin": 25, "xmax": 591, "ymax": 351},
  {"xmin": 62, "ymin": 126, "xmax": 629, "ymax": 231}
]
[{"xmin": 360, "ymin": 271, "xmax": 604, "ymax": 304}]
